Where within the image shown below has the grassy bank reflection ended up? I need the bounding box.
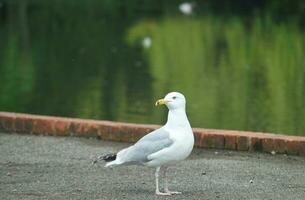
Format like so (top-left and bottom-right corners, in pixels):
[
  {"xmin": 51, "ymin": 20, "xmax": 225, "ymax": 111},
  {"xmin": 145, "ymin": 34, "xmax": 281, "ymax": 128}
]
[{"xmin": 127, "ymin": 16, "xmax": 305, "ymax": 135}]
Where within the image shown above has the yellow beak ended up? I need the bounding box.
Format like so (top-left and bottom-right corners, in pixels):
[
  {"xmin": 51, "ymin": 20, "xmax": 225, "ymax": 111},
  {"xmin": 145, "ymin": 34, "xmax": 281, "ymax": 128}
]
[{"xmin": 155, "ymin": 99, "xmax": 168, "ymax": 106}]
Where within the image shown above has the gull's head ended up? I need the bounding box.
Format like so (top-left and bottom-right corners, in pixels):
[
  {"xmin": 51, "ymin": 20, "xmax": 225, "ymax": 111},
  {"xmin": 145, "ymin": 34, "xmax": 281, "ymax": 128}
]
[{"xmin": 155, "ymin": 92, "xmax": 186, "ymax": 110}]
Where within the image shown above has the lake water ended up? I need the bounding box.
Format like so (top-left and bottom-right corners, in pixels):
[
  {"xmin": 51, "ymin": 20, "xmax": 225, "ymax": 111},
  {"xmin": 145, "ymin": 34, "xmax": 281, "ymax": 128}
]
[{"xmin": 0, "ymin": 1, "xmax": 304, "ymax": 136}]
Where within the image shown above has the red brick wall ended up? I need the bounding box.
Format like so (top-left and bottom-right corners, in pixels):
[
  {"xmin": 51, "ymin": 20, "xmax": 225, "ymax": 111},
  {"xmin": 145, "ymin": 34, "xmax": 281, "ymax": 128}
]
[{"xmin": 0, "ymin": 112, "xmax": 304, "ymax": 156}]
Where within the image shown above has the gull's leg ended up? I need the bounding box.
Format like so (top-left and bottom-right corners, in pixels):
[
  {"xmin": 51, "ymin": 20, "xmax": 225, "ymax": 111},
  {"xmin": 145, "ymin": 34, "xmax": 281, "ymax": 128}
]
[
  {"xmin": 163, "ymin": 167, "xmax": 182, "ymax": 195},
  {"xmin": 155, "ymin": 167, "xmax": 171, "ymax": 196}
]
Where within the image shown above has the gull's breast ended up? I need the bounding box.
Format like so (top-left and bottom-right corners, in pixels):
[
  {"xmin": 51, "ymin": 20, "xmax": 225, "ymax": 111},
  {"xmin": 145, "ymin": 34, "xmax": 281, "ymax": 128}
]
[{"xmin": 169, "ymin": 128, "xmax": 194, "ymax": 161}]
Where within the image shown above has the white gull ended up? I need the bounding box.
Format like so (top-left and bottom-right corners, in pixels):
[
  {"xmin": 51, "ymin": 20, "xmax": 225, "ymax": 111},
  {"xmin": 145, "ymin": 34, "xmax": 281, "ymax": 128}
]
[{"xmin": 100, "ymin": 92, "xmax": 194, "ymax": 195}]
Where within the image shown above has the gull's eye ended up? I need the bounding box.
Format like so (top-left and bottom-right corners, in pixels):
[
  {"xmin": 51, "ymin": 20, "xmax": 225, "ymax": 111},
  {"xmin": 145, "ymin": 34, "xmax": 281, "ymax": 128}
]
[{"xmin": 172, "ymin": 96, "xmax": 177, "ymax": 100}]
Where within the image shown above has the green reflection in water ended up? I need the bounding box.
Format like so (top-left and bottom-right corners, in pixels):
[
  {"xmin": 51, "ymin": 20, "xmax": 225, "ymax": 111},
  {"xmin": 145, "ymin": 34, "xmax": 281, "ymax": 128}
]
[
  {"xmin": 0, "ymin": 1, "xmax": 305, "ymax": 135},
  {"xmin": 0, "ymin": 0, "xmax": 155, "ymax": 124},
  {"xmin": 127, "ymin": 17, "xmax": 305, "ymax": 135}
]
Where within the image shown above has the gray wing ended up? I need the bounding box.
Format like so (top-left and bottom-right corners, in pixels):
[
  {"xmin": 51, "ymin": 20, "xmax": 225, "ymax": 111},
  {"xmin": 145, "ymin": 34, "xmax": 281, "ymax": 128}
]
[{"xmin": 118, "ymin": 128, "xmax": 173, "ymax": 164}]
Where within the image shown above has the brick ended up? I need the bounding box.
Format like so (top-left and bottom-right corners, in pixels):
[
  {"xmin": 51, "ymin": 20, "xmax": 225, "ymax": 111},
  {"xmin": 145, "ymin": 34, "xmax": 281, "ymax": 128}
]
[
  {"xmin": 273, "ymin": 139, "xmax": 287, "ymax": 153},
  {"xmin": 0, "ymin": 114, "xmax": 16, "ymax": 133},
  {"xmin": 106, "ymin": 125, "xmax": 121, "ymax": 141},
  {"xmin": 201, "ymin": 134, "xmax": 224, "ymax": 149},
  {"xmin": 285, "ymin": 140, "xmax": 304, "ymax": 155},
  {"xmin": 23, "ymin": 117, "xmax": 34, "ymax": 134},
  {"xmin": 15, "ymin": 117, "xmax": 25, "ymax": 133},
  {"xmin": 200, "ymin": 134, "xmax": 213, "ymax": 148},
  {"xmin": 85, "ymin": 123, "xmax": 99, "ymax": 137},
  {"xmin": 70, "ymin": 121, "xmax": 98, "ymax": 137},
  {"xmin": 298, "ymin": 141, "xmax": 305, "ymax": 156},
  {"xmin": 262, "ymin": 138, "xmax": 275, "ymax": 153},
  {"xmin": 69, "ymin": 120, "xmax": 82, "ymax": 136},
  {"xmin": 237, "ymin": 136, "xmax": 249, "ymax": 151},
  {"xmin": 54, "ymin": 120, "xmax": 71, "ymax": 136},
  {"xmin": 70, "ymin": 120, "xmax": 88, "ymax": 136},
  {"xmin": 261, "ymin": 138, "xmax": 288, "ymax": 154},
  {"xmin": 15, "ymin": 116, "xmax": 34, "ymax": 134},
  {"xmin": 1, "ymin": 112, "xmax": 305, "ymax": 156},
  {"xmin": 116, "ymin": 125, "xmax": 132, "ymax": 142},
  {"xmin": 213, "ymin": 134, "xmax": 225, "ymax": 149},
  {"xmin": 194, "ymin": 131, "xmax": 204, "ymax": 147},
  {"xmin": 96, "ymin": 124, "xmax": 113, "ymax": 140},
  {"xmin": 249, "ymin": 137, "xmax": 263, "ymax": 151},
  {"xmin": 224, "ymin": 134, "xmax": 237, "ymax": 150},
  {"xmin": 33, "ymin": 118, "xmax": 55, "ymax": 135},
  {"xmin": 0, "ymin": 118, "xmax": 3, "ymax": 131}
]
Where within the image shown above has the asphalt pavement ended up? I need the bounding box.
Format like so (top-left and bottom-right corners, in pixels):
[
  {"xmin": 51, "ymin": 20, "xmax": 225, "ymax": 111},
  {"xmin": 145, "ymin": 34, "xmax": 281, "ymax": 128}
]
[{"xmin": 1, "ymin": 133, "xmax": 305, "ymax": 200}]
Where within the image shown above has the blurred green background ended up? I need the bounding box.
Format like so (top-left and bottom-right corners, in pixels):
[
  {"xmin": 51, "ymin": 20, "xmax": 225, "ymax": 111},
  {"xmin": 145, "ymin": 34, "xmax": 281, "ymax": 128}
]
[{"xmin": 0, "ymin": 0, "xmax": 305, "ymax": 135}]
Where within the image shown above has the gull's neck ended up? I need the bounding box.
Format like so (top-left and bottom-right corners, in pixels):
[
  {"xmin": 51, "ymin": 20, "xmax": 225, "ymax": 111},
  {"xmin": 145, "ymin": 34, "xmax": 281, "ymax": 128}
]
[{"xmin": 165, "ymin": 108, "xmax": 191, "ymax": 129}]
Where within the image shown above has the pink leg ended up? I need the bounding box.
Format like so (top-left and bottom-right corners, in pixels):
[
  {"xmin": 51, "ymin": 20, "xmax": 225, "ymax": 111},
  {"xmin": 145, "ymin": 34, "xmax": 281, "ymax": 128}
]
[
  {"xmin": 155, "ymin": 167, "xmax": 171, "ymax": 195},
  {"xmin": 164, "ymin": 167, "xmax": 182, "ymax": 195}
]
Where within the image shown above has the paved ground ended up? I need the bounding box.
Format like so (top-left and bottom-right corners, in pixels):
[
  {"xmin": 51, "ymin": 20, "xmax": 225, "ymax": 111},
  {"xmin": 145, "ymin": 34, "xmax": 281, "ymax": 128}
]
[{"xmin": 0, "ymin": 133, "xmax": 305, "ymax": 200}]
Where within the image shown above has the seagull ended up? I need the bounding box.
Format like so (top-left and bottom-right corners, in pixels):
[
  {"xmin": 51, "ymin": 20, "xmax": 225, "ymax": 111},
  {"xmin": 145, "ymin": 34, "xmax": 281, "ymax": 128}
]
[{"xmin": 99, "ymin": 92, "xmax": 194, "ymax": 195}]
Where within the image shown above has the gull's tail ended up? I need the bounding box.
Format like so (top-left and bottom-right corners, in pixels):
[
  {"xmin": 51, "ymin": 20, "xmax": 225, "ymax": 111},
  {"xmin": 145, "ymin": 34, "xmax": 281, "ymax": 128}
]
[
  {"xmin": 101, "ymin": 153, "xmax": 126, "ymax": 167},
  {"xmin": 92, "ymin": 153, "xmax": 117, "ymax": 166},
  {"xmin": 93, "ymin": 147, "xmax": 131, "ymax": 167},
  {"xmin": 104, "ymin": 147, "xmax": 131, "ymax": 167},
  {"xmin": 102, "ymin": 153, "xmax": 117, "ymax": 162}
]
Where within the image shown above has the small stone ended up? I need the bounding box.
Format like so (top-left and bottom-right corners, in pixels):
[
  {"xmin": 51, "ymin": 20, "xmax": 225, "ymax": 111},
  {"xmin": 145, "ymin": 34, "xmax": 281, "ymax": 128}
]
[
  {"xmin": 7, "ymin": 172, "xmax": 11, "ymax": 176},
  {"xmin": 249, "ymin": 179, "xmax": 254, "ymax": 184},
  {"xmin": 201, "ymin": 172, "xmax": 206, "ymax": 175},
  {"xmin": 271, "ymin": 151, "xmax": 276, "ymax": 155},
  {"xmin": 215, "ymin": 151, "xmax": 219, "ymax": 155}
]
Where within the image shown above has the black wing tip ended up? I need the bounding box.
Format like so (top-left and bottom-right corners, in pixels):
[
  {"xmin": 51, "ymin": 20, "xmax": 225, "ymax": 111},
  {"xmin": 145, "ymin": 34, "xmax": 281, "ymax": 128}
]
[
  {"xmin": 92, "ymin": 153, "xmax": 116, "ymax": 165},
  {"xmin": 101, "ymin": 153, "xmax": 117, "ymax": 162}
]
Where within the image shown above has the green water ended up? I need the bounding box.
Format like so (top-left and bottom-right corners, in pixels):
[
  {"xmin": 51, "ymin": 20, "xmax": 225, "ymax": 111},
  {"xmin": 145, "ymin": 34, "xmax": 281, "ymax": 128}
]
[{"xmin": 0, "ymin": 1, "xmax": 305, "ymax": 136}]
